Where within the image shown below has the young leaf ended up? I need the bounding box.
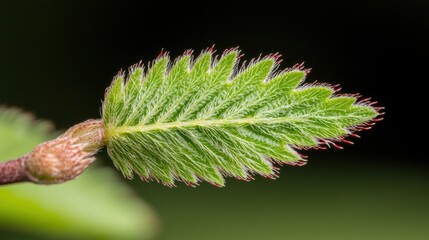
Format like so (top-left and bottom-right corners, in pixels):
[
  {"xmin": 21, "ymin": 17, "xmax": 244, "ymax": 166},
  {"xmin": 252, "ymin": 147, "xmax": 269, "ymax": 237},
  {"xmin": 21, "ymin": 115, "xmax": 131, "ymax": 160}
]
[{"xmin": 103, "ymin": 49, "xmax": 381, "ymax": 187}]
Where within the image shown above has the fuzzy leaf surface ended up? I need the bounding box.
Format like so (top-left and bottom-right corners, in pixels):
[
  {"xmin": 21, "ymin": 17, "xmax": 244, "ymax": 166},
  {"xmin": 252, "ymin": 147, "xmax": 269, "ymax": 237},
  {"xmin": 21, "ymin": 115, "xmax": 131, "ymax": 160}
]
[{"xmin": 103, "ymin": 49, "xmax": 379, "ymax": 186}]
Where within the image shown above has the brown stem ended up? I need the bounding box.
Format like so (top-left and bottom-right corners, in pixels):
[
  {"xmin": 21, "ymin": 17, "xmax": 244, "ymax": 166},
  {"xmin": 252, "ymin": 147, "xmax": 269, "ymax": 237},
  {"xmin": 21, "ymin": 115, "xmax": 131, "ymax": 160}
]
[
  {"xmin": 0, "ymin": 119, "xmax": 104, "ymax": 186},
  {"xmin": 0, "ymin": 157, "xmax": 30, "ymax": 185}
]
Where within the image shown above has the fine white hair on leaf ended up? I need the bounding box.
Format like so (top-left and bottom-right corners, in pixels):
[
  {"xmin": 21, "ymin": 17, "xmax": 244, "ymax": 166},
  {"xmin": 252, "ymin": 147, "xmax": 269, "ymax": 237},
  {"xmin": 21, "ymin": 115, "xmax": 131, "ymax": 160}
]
[{"xmin": 102, "ymin": 48, "xmax": 381, "ymax": 187}]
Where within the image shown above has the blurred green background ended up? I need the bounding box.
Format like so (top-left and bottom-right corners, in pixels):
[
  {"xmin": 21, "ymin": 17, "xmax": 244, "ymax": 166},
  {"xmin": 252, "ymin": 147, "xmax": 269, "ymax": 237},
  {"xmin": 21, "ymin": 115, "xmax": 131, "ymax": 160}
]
[{"xmin": 1, "ymin": 1, "xmax": 428, "ymax": 239}]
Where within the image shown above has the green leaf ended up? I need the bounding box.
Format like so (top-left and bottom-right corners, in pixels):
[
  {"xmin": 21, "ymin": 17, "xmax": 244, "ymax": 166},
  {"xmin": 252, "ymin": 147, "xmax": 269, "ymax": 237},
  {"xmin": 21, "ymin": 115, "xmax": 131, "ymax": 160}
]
[
  {"xmin": 0, "ymin": 106, "xmax": 157, "ymax": 240},
  {"xmin": 103, "ymin": 49, "xmax": 380, "ymax": 187}
]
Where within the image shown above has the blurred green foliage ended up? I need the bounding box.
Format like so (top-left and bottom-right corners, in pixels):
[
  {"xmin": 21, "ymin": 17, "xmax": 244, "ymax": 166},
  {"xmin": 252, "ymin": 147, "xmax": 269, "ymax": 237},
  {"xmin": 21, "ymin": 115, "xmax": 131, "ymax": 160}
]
[{"xmin": 0, "ymin": 106, "xmax": 157, "ymax": 239}]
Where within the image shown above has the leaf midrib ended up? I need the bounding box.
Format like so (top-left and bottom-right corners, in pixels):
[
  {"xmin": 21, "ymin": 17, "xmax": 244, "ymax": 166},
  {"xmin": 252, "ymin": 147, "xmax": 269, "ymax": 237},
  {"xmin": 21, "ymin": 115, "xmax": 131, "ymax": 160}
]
[{"xmin": 106, "ymin": 116, "xmax": 303, "ymax": 137}]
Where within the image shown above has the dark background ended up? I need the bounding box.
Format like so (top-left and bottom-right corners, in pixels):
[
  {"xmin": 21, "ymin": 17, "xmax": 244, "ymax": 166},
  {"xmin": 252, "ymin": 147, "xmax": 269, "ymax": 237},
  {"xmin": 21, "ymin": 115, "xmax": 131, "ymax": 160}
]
[{"xmin": 1, "ymin": 1, "xmax": 428, "ymax": 239}]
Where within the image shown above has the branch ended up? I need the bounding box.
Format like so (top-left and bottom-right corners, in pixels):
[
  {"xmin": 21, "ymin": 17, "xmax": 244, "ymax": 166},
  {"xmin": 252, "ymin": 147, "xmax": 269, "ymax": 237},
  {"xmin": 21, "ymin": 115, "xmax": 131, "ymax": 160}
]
[
  {"xmin": 0, "ymin": 157, "xmax": 30, "ymax": 185},
  {"xmin": 0, "ymin": 119, "xmax": 105, "ymax": 186}
]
